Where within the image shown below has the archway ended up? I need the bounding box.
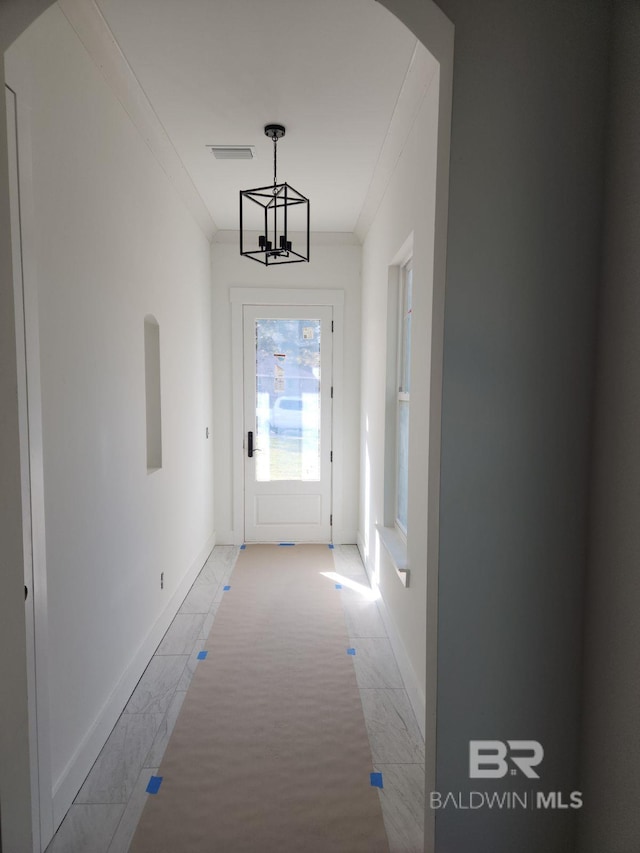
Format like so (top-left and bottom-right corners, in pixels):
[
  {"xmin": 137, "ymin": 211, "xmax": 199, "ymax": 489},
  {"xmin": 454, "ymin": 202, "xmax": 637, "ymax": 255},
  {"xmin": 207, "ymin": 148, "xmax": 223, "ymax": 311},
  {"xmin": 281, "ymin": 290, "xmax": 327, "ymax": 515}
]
[{"xmin": 0, "ymin": 2, "xmax": 453, "ymax": 850}]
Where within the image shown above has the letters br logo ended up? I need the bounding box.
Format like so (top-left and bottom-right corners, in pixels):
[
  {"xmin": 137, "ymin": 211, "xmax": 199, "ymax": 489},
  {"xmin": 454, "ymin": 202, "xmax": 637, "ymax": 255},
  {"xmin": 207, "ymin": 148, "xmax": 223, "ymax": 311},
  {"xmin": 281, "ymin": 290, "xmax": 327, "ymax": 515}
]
[{"xmin": 469, "ymin": 740, "xmax": 544, "ymax": 779}]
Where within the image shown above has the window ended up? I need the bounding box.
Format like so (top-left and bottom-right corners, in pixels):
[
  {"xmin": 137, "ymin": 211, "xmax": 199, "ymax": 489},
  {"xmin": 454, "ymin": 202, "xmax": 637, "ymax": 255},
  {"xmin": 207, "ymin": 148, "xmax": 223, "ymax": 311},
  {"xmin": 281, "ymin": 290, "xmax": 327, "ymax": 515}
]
[
  {"xmin": 395, "ymin": 259, "xmax": 412, "ymax": 534},
  {"xmin": 377, "ymin": 253, "xmax": 412, "ymax": 584}
]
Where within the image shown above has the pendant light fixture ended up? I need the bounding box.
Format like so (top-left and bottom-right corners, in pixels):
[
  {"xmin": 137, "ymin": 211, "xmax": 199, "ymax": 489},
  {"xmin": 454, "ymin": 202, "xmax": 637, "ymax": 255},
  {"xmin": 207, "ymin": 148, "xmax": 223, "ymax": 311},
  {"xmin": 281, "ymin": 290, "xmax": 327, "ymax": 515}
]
[{"xmin": 240, "ymin": 124, "xmax": 310, "ymax": 265}]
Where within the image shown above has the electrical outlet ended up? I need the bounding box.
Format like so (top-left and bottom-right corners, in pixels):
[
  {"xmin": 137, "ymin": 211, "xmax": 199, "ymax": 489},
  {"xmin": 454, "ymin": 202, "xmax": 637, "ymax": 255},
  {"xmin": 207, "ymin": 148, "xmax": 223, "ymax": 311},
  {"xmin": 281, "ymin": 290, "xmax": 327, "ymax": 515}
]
[{"xmin": 160, "ymin": 572, "xmax": 164, "ymax": 590}]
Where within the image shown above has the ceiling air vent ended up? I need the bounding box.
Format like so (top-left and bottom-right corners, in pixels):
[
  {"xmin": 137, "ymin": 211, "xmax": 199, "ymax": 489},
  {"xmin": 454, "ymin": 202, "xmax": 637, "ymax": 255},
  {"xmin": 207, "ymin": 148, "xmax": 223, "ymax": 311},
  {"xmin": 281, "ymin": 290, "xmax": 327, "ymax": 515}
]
[{"xmin": 207, "ymin": 145, "xmax": 256, "ymax": 160}]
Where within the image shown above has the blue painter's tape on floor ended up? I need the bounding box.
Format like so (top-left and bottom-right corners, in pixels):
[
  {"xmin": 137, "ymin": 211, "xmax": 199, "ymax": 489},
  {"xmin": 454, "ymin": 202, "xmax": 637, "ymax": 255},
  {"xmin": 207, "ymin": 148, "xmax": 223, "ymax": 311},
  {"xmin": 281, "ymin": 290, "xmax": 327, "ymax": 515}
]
[
  {"xmin": 328, "ymin": 544, "xmax": 335, "ymax": 549},
  {"xmin": 146, "ymin": 775, "xmax": 163, "ymax": 794},
  {"xmin": 240, "ymin": 544, "xmax": 246, "ymax": 550},
  {"xmin": 347, "ymin": 648, "xmax": 356, "ymax": 655},
  {"xmin": 335, "ymin": 583, "xmax": 343, "ymax": 590},
  {"xmin": 279, "ymin": 542, "xmax": 295, "ymax": 546},
  {"xmin": 370, "ymin": 772, "xmax": 384, "ymax": 789},
  {"xmin": 223, "ymin": 585, "xmax": 231, "ymax": 591},
  {"xmin": 197, "ymin": 651, "xmax": 208, "ymax": 660}
]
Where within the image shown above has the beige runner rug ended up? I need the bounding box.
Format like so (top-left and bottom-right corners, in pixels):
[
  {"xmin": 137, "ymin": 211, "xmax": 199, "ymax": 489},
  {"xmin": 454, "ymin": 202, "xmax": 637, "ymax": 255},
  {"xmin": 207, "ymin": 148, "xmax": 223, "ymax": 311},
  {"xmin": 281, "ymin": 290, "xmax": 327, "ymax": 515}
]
[{"xmin": 131, "ymin": 544, "xmax": 389, "ymax": 852}]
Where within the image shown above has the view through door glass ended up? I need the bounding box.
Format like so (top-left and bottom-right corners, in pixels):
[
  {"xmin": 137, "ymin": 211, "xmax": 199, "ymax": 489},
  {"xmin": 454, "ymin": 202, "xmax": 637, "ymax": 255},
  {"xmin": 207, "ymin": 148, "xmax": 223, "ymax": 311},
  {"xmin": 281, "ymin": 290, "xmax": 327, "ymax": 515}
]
[
  {"xmin": 255, "ymin": 318, "xmax": 321, "ymax": 482},
  {"xmin": 243, "ymin": 303, "xmax": 332, "ymax": 543}
]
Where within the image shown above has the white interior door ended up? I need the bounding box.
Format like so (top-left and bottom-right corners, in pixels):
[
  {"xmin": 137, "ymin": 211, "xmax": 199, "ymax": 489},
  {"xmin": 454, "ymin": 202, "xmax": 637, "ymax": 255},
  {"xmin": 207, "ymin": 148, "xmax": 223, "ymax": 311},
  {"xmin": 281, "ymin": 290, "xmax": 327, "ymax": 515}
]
[{"xmin": 243, "ymin": 305, "xmax": 333, "ymax": 542}]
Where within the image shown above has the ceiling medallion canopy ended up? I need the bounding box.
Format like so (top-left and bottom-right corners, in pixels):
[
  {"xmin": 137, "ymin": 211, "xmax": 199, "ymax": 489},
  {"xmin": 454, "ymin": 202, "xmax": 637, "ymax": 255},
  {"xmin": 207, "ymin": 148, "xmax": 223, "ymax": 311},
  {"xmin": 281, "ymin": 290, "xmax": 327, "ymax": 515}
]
[{"xmin": 240, "ymin": 124, "xmax": 310, "ymax": 266}]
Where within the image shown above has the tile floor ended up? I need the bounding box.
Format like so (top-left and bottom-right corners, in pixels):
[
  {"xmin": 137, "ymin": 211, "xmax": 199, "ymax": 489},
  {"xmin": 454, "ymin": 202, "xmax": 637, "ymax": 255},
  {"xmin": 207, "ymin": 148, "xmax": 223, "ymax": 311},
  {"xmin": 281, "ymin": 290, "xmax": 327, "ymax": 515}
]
[{"xmin": 45, "ymin": 545, "xmax": 425, "ymax": 853}]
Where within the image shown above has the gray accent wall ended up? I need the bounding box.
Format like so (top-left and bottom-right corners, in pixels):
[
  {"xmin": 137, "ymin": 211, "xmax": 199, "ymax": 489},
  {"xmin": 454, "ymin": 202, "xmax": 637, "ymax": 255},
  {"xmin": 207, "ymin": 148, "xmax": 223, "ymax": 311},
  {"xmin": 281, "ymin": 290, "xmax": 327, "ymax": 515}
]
[
  {"xmin": 580, "ymin": 2, "xmax": 640, "ymax": 850},
  {"xmin": 429, "ymin": 2, "xmax": 609, "ymax": 851}
]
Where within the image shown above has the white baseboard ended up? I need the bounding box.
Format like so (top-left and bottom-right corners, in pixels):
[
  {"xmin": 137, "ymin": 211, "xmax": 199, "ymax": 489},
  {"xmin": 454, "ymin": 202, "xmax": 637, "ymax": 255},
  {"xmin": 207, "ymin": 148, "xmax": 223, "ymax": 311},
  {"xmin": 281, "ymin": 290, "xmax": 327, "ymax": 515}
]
[
  {"xmin": 216, "ymin": 530, "xmax": 359, "ymax": 546},
  {"xmin": 357, "ymin": 533, "xmax": 367, "ymax": 566},
  {"xmin": 356, "ymin": 535, "xmax": 426, "ymax": 740},
  {"xmin": 51, "ymin": 531, "xmax": 216, "ymax": 829}
]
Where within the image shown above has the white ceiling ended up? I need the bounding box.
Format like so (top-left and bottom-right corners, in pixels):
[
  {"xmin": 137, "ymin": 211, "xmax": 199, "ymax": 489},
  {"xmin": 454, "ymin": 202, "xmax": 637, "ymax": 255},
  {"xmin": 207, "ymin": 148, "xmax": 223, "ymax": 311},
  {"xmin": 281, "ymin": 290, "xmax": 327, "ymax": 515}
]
[{"xmin": 95, "ymin": 0, "xmax": 426, "ymax": 233}]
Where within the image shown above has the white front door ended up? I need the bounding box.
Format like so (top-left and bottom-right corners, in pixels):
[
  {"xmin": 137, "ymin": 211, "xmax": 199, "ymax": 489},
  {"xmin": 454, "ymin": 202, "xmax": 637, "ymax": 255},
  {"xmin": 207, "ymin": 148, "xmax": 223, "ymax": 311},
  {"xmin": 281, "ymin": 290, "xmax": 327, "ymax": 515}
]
[{"xmin": 243, "ymin": 305, "xmax": 333, "ymax": 542}]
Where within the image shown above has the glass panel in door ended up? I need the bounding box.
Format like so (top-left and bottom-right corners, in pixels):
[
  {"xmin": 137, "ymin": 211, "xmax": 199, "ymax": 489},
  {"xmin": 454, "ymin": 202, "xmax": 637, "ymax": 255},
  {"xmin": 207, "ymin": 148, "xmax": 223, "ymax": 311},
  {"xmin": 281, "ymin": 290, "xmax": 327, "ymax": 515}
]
[{"xmin": 255, "ymin": 318, "xmax": 321, "ymax": 482}]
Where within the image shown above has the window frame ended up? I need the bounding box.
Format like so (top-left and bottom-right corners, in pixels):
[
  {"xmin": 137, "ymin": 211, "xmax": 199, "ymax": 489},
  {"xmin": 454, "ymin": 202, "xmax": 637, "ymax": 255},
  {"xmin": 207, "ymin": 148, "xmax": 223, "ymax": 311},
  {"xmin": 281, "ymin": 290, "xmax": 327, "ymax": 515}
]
[{"xmin": 395, "ymin": 257, "xmax": 413, "ymax": 537}]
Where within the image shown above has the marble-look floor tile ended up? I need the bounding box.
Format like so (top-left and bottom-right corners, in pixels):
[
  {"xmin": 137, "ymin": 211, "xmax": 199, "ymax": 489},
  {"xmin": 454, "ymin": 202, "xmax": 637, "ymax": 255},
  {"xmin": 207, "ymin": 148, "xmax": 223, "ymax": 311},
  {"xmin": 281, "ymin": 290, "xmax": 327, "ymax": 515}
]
[
  {"xmin": 45, "ymin": 804, "xmax": 124, "ymax": 853},
  {"xmin": 58, "ymin": 541, "xmax": 423, "ymax": 851},
  {"xmin": 211, "ymin": 578, "xmax": 232, "ymax": 609},
  {"xmin": 107, "ymin": 765, "xmax": 159, "ymax": 853},
  {"xmin": 198, "ymin": 601, "xmax": 220, "ymax": 640},
  {"xmin": 332, "ymin": 544, "xmax": 370, "ymax": 583},
  {"xmin": 375, "ymin": 763, "xmax": 425, "ymax": 853},
  {"xmin": 217, "ymin": 543, "xmax": 240, "ymax": 567},
  {"xmin": 156, "ymin": 613, "xmax": 205, "ymax": 655},
  {"xmin": 179, "ymin": 579, "xmax": 219, "ymax": 614},
  {"xmin": 125, "ymin": 655, "xmax": 187, "ymax": 715},
  {"xmin": 143, "ymin": 691, "xmax": 187, "ymax": 768},
  {"xmin": 198, "ymin": 546, "xmax": 238, "ymax": 585},
  {"xmin": 350, "ymin": 637, "xmax": 404, "ymax": 688},
  {"xmin": 176, "ymin": 638, "xmax": 207, "ymax": 691},
  {"xmin": 360, "ymin": 689, "xmax": 425, "ymax": 763},
  {"xmin": 342, "ymin": 594, "xmax": 387, "ymax": 638},
  {"xmin": 76, "ymin": 713, "xmax": 164, "ymax": 804}
]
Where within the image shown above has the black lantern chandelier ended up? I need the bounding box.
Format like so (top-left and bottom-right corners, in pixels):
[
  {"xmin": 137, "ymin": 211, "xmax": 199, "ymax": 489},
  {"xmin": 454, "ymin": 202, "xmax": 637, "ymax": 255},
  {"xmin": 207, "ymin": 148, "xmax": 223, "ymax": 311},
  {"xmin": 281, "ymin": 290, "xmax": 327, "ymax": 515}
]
[{"xmin": 240, "ymin": 124, "xmax": 310, "ymax": 265}]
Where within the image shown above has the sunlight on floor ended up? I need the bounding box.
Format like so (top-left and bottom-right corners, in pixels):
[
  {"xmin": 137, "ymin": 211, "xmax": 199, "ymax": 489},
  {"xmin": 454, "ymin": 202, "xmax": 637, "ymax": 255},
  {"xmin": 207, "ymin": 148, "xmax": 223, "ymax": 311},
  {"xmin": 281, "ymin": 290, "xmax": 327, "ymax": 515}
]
[{"xmin": 320, "ymin": 571, "xmax": 380, "ymax": 601}]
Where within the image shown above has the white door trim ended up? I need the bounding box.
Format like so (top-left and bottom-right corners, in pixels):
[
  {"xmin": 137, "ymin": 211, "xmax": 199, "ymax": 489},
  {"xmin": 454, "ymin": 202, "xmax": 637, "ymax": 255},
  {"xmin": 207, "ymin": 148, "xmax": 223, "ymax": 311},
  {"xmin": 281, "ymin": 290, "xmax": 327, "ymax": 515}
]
[
  {"xmin": 6, "ymin": 83, "xmax": 54, "ymax": 850},
  {"xmin": 230, "ymin": 288, "xmax": 344, "ymax": 546}
]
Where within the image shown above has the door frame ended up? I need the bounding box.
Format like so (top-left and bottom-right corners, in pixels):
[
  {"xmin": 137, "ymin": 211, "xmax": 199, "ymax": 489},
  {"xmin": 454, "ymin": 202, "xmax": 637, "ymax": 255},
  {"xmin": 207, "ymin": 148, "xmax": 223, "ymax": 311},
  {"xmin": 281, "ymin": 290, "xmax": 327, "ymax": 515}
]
[
  {"xmin": 230, "ymin": 288, "xmax": 344, "ymax": 546},
  {"xmin": 6, "ymin": 83, "xmax": 54, "ymax": 848},
  {"xmin": 242, "ymin": 304, "xmax": 333, "ymax": 543}
]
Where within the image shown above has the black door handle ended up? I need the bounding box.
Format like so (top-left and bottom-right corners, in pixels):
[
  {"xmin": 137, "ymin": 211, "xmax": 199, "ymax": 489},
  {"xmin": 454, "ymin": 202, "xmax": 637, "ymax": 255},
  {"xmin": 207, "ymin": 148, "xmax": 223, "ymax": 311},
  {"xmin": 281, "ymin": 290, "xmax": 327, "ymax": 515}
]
[{"xmin": 248, "ymin": 430, "xmax": 254, "ymax": 458}]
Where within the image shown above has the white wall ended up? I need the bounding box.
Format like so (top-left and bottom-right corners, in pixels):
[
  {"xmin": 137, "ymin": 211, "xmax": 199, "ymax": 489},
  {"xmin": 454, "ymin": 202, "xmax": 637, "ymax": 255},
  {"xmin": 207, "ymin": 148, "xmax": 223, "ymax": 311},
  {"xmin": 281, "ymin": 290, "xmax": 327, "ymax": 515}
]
[
  {"xmin": 211, "ymin": 234, "xmax": 361, "ymax": 545},
  {"xmin": 5, "ymin": 3, "xmax": 215, "ymax": 833},
  {"xmin": 358, "ymin": 51, "xmax": 439, "ymax": 715}
]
